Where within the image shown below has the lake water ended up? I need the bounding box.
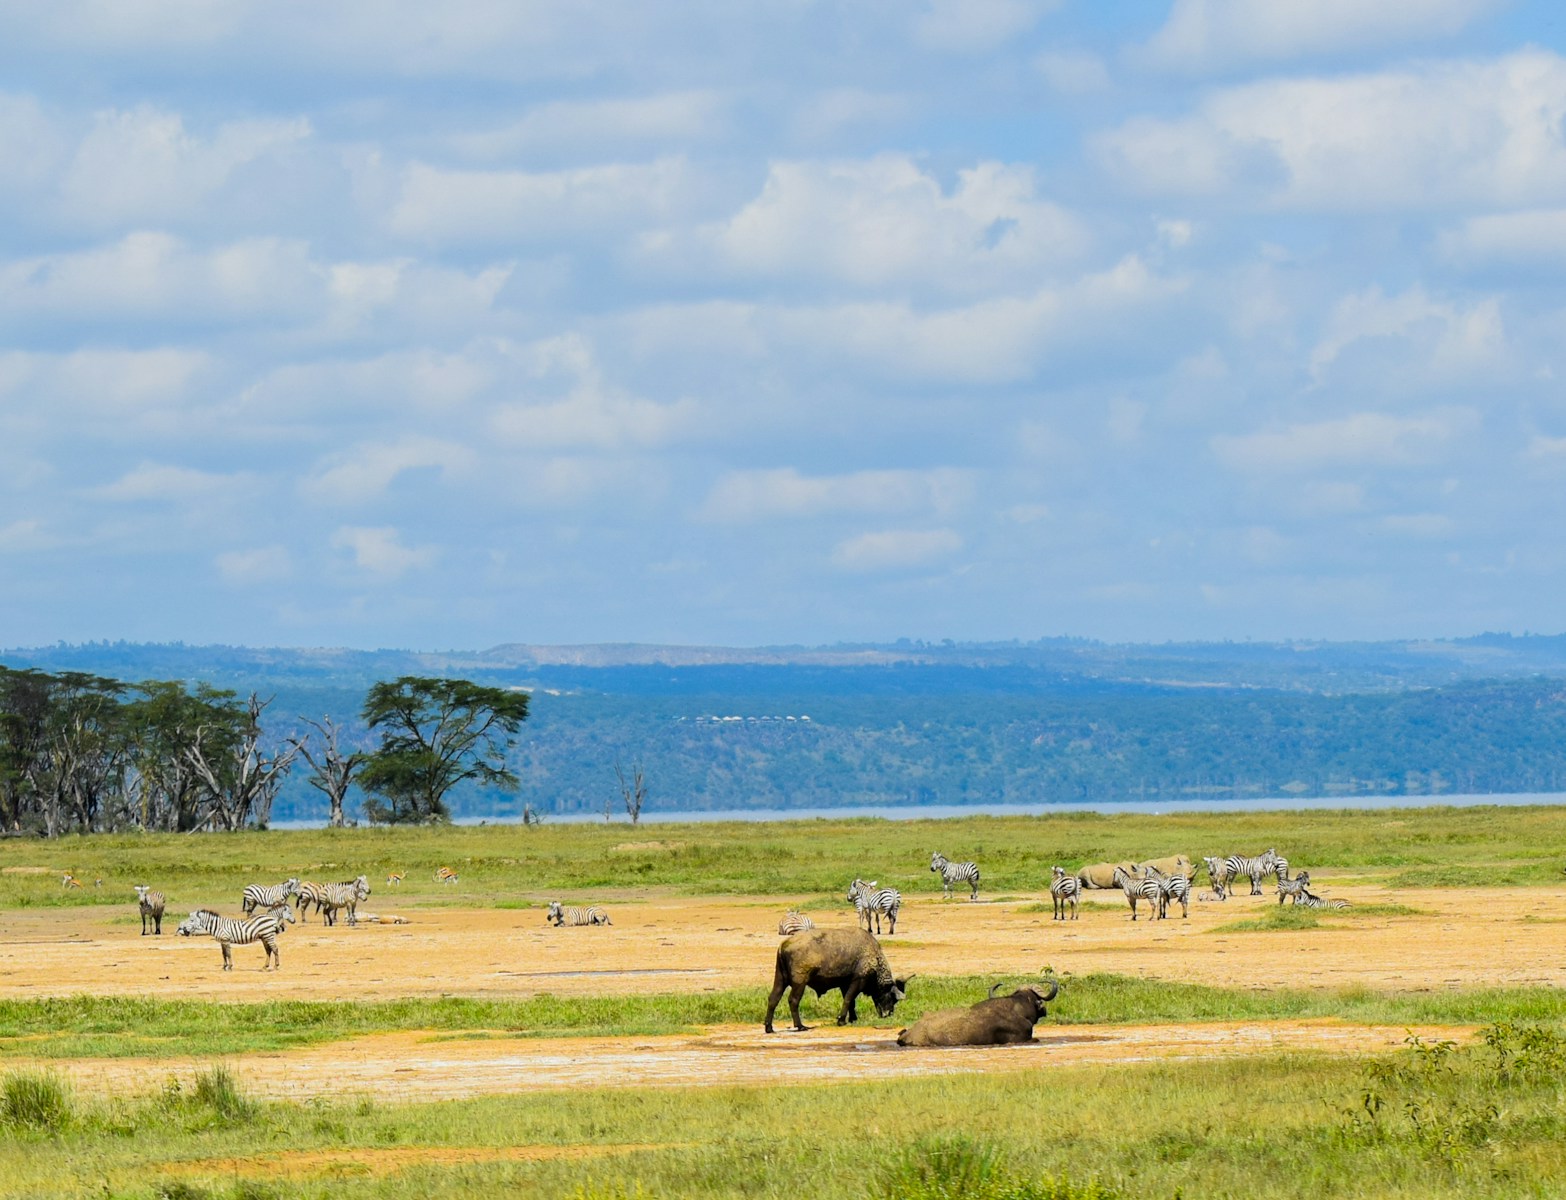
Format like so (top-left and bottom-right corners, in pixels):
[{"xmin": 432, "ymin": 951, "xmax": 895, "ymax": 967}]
[{"xmin": 270, "ymin": 790, "xmax": 1566, "ymax": 830}]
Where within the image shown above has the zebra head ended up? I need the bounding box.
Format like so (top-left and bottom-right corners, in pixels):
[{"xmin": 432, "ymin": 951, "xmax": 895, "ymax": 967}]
[
  {"xmin": 176, "ymin": 910, "xmax": 217, "ymax": 937},
  {"xmin": 353, "ymin": 875, "xmax": 371, "ymax": 900},
  {"xmin": 930, "ymin": 852, "xmax": 946, "ymax": 872},
  {"xmin": 1051, "ymin": 865, "xmax": 1065, "ymax": 880},
  {"xmin": 283, "ymin": 877, "xmax": 300, "ymax": 896},
  {"xmin": 546, "ymin": 901, "xmax": 563, "ymax": 925},
  {"xmin": 846, "ymin": 879, "xmax": 867, "ymax": 903},
  {"xmin": 133, "ymin": 885, "xmax": 150, "ymax": 903},
  {"xmin": 272, "ymin": 903, "xmax": 297, "ymax": 925}
]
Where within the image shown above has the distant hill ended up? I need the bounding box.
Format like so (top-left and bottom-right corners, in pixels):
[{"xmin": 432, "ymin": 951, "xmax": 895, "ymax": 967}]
[{"xmin": 5, "ymin": 636, "xmax": 1566, "ymax": 824}]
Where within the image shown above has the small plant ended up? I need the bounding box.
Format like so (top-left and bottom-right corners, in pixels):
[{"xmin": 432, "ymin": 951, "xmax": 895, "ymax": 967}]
[
  {"xmin": 0, "ymin": 1069, "xmax": 72, "ymax": 1132},
  {"xmin": 190, "ymin": 1066, "xmax": 254, "ymax": 1123},
  {"xmin": 1482, "ymin": 1021, "xmax": 1566, "ymax": 1083}
]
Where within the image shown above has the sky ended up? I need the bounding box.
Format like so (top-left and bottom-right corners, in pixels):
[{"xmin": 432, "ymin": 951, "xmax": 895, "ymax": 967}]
[{"xmin": 3, "ymin": 0, "xmax": 1566, "ymax": 650}]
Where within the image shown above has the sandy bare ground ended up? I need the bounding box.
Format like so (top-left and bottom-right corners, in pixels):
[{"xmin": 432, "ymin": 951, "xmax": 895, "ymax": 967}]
[
  {"xmin": 0, "ymin": 884, "xmax": 1558, "ymax": 1003},
  {"xmin": 0, "ymin": 883, "xmax": 1549, "ymax": 1097}
]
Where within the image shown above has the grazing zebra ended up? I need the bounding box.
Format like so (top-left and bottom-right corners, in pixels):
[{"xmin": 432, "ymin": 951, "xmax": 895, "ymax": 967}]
[
  {"xmin": 1222, "ymin": 849, "xmax": 1285, "ymax": 896},
  {"xmin": 177, "ymin": 905, "xmax": 294, "ymax": 970},
  {"xmin": 319, "ymin": 876, "xmax": 371, "ymax": 927},
  {"xmin": 846, "ymin": 878, "xmax": 902, "ymax": 935},
  {"xmin": 1145, "ymin": 866, "xmax": 1191, "ymax": 920},
  {"xmin": 1276, "ymin": 870, "xmax": 1312, "ymax": 906},
  {"xmin": 1297, "ymin": 893, "xmax": 1352, "ymax": 910},
  {"xmin": 241, "ymin": 877, "xmax": 300, "ymax": 914},
  {"xmin": 929, "ymin": 852, "xmax": 981, "ymax": 901},
  {"xmin": 133, "ymin": 885, "xmax": 165, "ymax": 936},
  {"xmin": 1112, "ymin": 864, "xmax": 1159, "ymax": 921},
  {"xmin": 386, "ymin": 872, "xmax": 405, "ymax": 886},
  {"xmin": 546, "ymin": 901, "xmax": 611, "ymax": 926},
  {"xmin": 436, "ymin": 866, "xmax": 459, "ymax": 884},
  {"xmin": 777, "ymin": 910, "xmax": 815, "ymax": 936},
  {"xmin": 1203, "ymin": 856, "xmax": 1233, "ymax": 900},
  {"xmin": 1049, "ymin": 866, "xmax": 1080, "ymax": 921}
]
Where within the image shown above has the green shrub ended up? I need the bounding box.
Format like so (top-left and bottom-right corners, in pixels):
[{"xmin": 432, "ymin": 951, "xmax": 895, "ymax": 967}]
[
  {"xmin": 0, "ymin": 1070, "xmax": 71, "ymax": 1132},
  {"xmin": 875, "ymin": 1137, "xmax": 1124, "ymax": 1200},
  {"xmin": 189, "ymin": 1066, "xmax": 254, "ymax": 1123}
]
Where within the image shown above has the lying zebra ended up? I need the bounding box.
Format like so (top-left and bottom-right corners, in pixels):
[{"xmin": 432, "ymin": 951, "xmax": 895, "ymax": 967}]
[
  {"xmin": 547, "ymin": 901, "xmax": 611, "ymax": 927},
  {"xmin": 177, "ymin": 905, "xmax": 294, "ymax": 971},
  {"xmin": 778, "ymin": 910, "xmax": 815, "ymax": 936}
]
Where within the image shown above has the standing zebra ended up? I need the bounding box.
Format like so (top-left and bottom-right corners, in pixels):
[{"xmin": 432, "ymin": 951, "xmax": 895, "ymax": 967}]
[
  {"xmin": 1203, "ymin": 856, "xmax": 1233, "ymax": 900},
  {"xmin": 1144, "ymin": 865, "xmax": 1190, "ymax": 920},
  {"xmin": 929, "ymin": 852, "xmax": 980, "ymax": 901},
  {"xmin": 546, "ymin": 901, "xmax": 611, "ymax": 926},
  {"xmin": 134, "ymin": 885, "xmax": 165, "ymax": 936},
  {"xmin": 847, "ymin": 879, "xmax": 902, "ymax": 935},
  {"xmin": 1276, "ymin": 870, "xmax": 1312, "ymax": 906},
  {"xmin": 777, "ymin": 911, "xmax": 815, "ymax": 936},
  {"xmin": 1049, "ymin": 866, "xmax": 1080, "ymax": 921},
  {"xmin": 241, "ymin": 878, "xmax": 300, "ymax": 914},
  {"xmin": 1112, "ymin": 864, "xmax": 1159, "ymax": 921},
  {"xmin": 176, "ymin": 905, "xmax": 294, "ymax": 971},
  {"xmin": 319, "ymin": 876, "xmax": 371, "ymax": 927},
  {"xmin": 1222, "ymin": 849, "xmax": 1285, "ymax": 896}
]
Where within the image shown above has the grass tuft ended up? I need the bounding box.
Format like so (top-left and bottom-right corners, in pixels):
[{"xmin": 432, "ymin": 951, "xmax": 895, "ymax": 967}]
[
  {"xmin": 1210, "ymin": 906, "xmax": 1323, "ymax": 933},
  {"xmin": 0, "ymin": 1070, "xmax": 71, "ymax": 1132},
  {"xmin": 189, "ymin": 1065, "xmax": 254, "ymax": 1124}
]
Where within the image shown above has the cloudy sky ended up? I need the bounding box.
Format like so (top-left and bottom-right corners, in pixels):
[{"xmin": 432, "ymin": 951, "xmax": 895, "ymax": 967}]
[{"xmin": 3, "ymin": 0, "xmax": 1565, "ymax": 650}]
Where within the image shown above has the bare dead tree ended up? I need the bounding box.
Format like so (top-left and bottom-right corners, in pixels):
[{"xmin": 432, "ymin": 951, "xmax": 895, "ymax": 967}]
[
  {"xmin": 288, "ymin": 715, "xmax": 361, "ymax": 828},
  {"xmin": 186, "ymin": 693, "xmax": 301, "ymax": 831},
  {"xmin": 615, "ymin": 760, "xmax": 647, "ymax": 826}
]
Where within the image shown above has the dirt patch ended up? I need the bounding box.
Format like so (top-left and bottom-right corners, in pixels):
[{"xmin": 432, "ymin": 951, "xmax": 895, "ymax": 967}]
[
  {"xmin": 610, "ymin": 841, "xmax": 685, "ymax": 853},
  {"xmin": 0, "ymin": 884, "xmax": 1558, "ymax": 1003},
  {"xmin": 0, "ymin": 867, "xmax": 54, "ymax": 875},
  {"xmin": 46, "ymin": 1019, "xmax": 1475, "ymax": 1101},
  {"xmin": 162, "ymin": 1142, "xmax": 668, "ymax": 1179}
]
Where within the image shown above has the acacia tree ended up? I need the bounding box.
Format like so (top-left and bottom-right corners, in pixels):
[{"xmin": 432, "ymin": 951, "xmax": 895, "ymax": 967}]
[
  {"xmin": 289, "ymin": 715, "xmax": 361, "ymax": 828},
  {"xmin": 358, "ymin": 677, "xmax": 530, "ymax": 823}
]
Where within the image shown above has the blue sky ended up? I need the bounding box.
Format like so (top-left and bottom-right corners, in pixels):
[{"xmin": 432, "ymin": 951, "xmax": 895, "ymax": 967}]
[{"xmin": 3, "ymin": 0, "xmax": 1566, "ymax": 650}]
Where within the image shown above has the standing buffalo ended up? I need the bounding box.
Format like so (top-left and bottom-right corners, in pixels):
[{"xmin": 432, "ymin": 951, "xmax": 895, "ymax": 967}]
[
  {"xmin": 764, "ymin": 927, "xmax": 913, "ymax": 1033},
  {"xmin": 897, "ymin": 979, "xmax": 1060, "ymax": 1047}
]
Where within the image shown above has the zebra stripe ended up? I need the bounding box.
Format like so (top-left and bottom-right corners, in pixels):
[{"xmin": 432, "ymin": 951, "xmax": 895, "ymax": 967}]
[
  {"xmin": 1112, "ymin": 864, "xmax": 1159, "ymax": 921},
  {"xmin": 1049, "ymin": 866, "xmax": 1080, "ymax": 921},
  {"xmin": 241, "ymin": 878, "xmax": 300, "ymax": 914},
  {"xmin": 847, "ymin": 878, "xmax": 902, "ymax": 935},
  {"xmin": 547, "ymin": 901, "xmax": 611, "ymax": 926},
  {"xmin": 319, "ymin": 876, "xmax": 371, "ymax": 927},
  {"xmin": 134, "ymin": 885, "xmax": 165, "ymax": 936},
  {"xmin": 1144, "ymin": 865, "xmax": 1190, "ymax": 919},
  {"xmin": 1203, "ymin": 856, "xmax": 1233, "ymax": 900},
  {"xmin": 1222, "ymin": 848, "xmax": 1285, "ymax": 896},
  {"xmin": 1297, "ymin": 893, "xmax": 1352, "ymax": 910},
  {"xmin": 777, "ymin": 911, "xmax": 815, "ymax": 936},
  {"xmin": 1276, "ymin": 871, "xmax": 1312, "ymax": 906},
  {"xmin": 176, "ymin": 905, "xmax": 294, "ymax": 970},
  {"xmin": 930, "ymin": 852, "xmax": 980, "ymax": 901}
]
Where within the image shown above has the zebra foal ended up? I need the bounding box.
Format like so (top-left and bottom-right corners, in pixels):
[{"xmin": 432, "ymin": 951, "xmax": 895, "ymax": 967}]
[
  {"xmin": 778, "ymin": 911, "xmax": 815, "ymax": 936},
  {"xmin": 930, "ymin": 852, "xmax": 980, "ymax": 901},
  {"xmin": 177, "ymin": 905, "xmax": 294, "ymax": 971},
  {"xmin": 134, "ymin": 885, "xmax": 165, "ymax": 936}
]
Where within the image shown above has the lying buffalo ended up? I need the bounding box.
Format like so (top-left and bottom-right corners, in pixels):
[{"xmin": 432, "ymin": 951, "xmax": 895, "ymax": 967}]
[
  {"xmin": 764, "ymin": 927, "xmax": 913, "ymax": 1033},
  {"xmin": 896, "ymin": 979, "xmax": 1060, "ymax": 1047}
]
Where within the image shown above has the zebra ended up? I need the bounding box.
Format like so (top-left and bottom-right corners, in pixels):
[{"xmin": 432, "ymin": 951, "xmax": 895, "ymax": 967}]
[
  {"xmin": 930, "ymin": 852, "xmax": 980, "ymax": 901},
  {"xmin": 847, "ymin": 879, "xmax": 902, "ymax": 935},
  {"xmin": 1297, "ymin": 893, "xmax": 1352, "ymax": 910},
  {"xmin": 1145, "ymin": 865, "xmax": 1190, "ymax": 920},
  {"xmin": 319, "ymin": 876, "xmax": 371, "ymax": 927},
  {"xmin": 546, "ymin": 901, "xmax": 611, "ymax": 926},
  {"xmin": 1222, "ymin": 849, "xmax": 1285, "ymax": 896},
  {"xmin": 1112, "ymin": 864, "xmax": 1159, "ymax": 921},
  {"xmin": 241, "ymin": 878, "xmax": 300, "ymax": 914},
  {"xmin": 1049, "ymin": 866, "xmax": 1080, "ymax": 921},
  {"xmin": 777, "ymin": 911, "xmax": 815, "ymax": 936},
  {"xmin": 176, "ymin": 905, "xmax": 294, "ymax": 971},
  {"xmin": 1203, "ymin": 856, "xmax": 1233, "ymax": 900},
  {"xmin": 1276, "ymin": 870, "xmax": 1312, "ymax": 906},
  {"xmin": 133, "ymin": 885, "xmax": 165, "ymax": 936},
  {"xmin": 297, "ymin": 877, "xmax": 359, "ymax": 923}
]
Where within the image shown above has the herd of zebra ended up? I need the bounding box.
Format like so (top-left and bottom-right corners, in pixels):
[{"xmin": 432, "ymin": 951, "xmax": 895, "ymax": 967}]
[{"xmin": 778, "ymin": 845, "xmax": 1348, "ymax": 936}]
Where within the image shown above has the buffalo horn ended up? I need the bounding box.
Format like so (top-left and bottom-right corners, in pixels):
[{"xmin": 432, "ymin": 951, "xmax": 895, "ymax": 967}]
[{"xmin": 1038, "ymin": 977, "xmax": 1060, "ymax": 1002}]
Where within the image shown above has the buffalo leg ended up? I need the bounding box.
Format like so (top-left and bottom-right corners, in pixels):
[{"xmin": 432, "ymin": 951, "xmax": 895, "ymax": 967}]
[
  {"xmin": 764, "ymin": 979, "xmax": 789, "ymax": 1033},
  {"xmin": 838, "ymin": 981, "xmax": 863, "ymax": 1025}
]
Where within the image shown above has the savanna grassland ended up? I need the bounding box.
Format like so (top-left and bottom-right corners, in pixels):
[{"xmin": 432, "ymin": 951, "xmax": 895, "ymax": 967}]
[{"xmin": 0, "ymin": 805, "xmax": 1564, "ymax": 1199}]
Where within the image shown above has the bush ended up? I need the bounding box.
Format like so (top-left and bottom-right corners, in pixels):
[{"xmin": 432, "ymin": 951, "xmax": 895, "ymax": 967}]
[
  {"xmin": 0, "ymin": 1070, "xmax": 72, "ymax": 1132},
  {"xmin": 190, "ymin": 1066, "xmax": 254, "ymax": 1123}
]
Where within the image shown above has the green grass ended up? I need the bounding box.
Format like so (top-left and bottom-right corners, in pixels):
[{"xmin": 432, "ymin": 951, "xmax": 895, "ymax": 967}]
[
  {"xmin": 1210, "ymin": 905, "xmax": 1325, "ymax": 932},
  {"xmin": 6, "ymin": 802, "xmax": 1565, "ymax": 912},
  {"xmin": 2, "ymin": 978, "xmax": 1564, "ymax": 1060},
  {"xmin": 1, "ymin": 1026, "xmax": 1564, "ymax": 1198}
]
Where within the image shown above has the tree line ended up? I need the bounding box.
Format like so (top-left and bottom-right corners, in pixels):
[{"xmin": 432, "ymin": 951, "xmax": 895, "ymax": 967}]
[{"xmin": 0, "ymin": 668, "xmax": 530, "ymax": 836}]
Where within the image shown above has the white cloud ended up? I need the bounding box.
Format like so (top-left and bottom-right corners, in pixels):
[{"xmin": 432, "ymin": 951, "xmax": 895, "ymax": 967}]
[
  {"xmin": 450, "ymin": 92, "xmax": 726, "ymax": 160},
  {"xmin": 302, "ymin": 437, "xmax": 476, "ymax": 504},
  {"xmin": 330, "ymin": 525, "xmax": 437, "ymax": 578},
  {"xmin": 1440, "ymin": 209, "xmax": 1566, "ymax": 265},
  {"xmin": 215, "ymin": 544, "xmax": 292, "ymax": 583},
  {"xmin": 1309, "ymin": 286, "xmax": 1505, "ymax": 380},
  {"xmin": 388, "ymin": 157, "xmax": 694, "ymax": 243},
  {"xmin": 702, "ymin": 155, "xmax": 1086, "ymax": 293},
  {"xmin": 0, "ymin": 520, "xmax": 57, "ymax": 552},
  {"xmin": 830, "ymin": 528, "xmax": 963, "ymax": 572},
  {"xmin": 1139, "ymin": 0, "xmax": 1502, "ymax": 73},
  {"xmin": 1211, "ymin": 410, "xmax": 1474, "ymax": 472},
  {"xmin": 913, "ymin": 0, "xmax": 1058, "ymax": 52},
  {"xmin": 1378, "ymin": 513, "xmax": 1456, "ymax": 538},
  {"xmin": 1096, "ymin": 50, "xmax": 1566, "ymax": 211},
  {"xmin": 700, "ymin": 468, "xmax": 972, "ymax": 523},
  {"xmin": 1035, "ymin": 49, "xmax": 1111, "ymax": 95},
  {"xmin": 0, "ymin": 348, "xmax": 208, "ymax": 415},
  {"xmin": 95, "ymin": 462, "xmax": 245, "ymax": 502}
]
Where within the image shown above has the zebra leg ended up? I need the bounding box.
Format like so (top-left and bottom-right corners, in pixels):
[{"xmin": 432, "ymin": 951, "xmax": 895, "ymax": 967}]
[
  {"xmin": 970, "ymin": 879, "xmax": 979, "ymax": 901},
  {"xmin": 141, "ymin": 912, "xmax": 148, "ymax": 936},
  {"xmin": 1070, "ymin": 895, "xmax": 1078, "ymax": 920},
  {"xmin": 154, "ymin": 911, "xmax": 162, "ymax": 935},
  {"xmin": 264, "ymin": 934, "xmax": 279, "ymax": 971},
  {"xmin": 887, "ymin": 907, "xmax": 897, "ymax": 935},
  {"xmin": 220, "ymin": 942, "xmax": 233, "ymax": 971}
]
